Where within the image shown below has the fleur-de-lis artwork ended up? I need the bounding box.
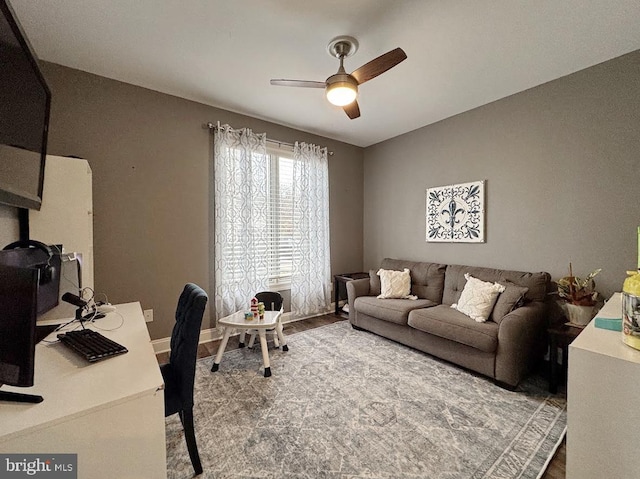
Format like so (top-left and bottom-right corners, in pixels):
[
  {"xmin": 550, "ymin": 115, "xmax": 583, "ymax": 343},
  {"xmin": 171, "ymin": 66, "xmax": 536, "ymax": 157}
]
[{"xmin": 426, "ymin": 180, "xmax": 485, "ymax": 242}]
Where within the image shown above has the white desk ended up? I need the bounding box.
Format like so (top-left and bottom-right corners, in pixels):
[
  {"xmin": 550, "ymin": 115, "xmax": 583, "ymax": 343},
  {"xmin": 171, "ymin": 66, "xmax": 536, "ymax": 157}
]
[
  {"xmin": 211, "ymin": 310, "xmax": 286, "ymax": 377},
  {"xmin": 0, "ymin": 303, "xmax": 167, "ymax": 479},
  {"xmin": 567, "ymin": 293, "xmax": 640, "ymax": 479}
]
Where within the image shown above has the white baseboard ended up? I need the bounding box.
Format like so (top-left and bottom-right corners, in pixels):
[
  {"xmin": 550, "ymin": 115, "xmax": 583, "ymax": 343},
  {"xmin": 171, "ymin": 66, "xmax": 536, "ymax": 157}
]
[{"xmin": 152, "ymin": 310, "xmax": 329, "ymax": 354}]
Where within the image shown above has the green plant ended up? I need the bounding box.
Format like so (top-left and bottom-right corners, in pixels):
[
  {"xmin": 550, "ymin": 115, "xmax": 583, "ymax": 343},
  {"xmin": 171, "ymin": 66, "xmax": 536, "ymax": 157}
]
[{"xmin": 557, "ymin": 264, "xmax": 602, "ymax": 306}]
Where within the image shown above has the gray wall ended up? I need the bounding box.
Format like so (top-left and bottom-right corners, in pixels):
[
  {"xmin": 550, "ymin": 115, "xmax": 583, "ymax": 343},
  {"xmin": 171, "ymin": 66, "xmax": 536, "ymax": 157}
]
[
  {"xmin": 363, "ymin": 50, "xmax": 640, "ymax": 300},
  {"xmin": 0, "ymin": 204, "xmax": 18, "ymax": 247},
  {"xmin": 2, "ymin": 63, "xmax": 364, "ymax": 340}
]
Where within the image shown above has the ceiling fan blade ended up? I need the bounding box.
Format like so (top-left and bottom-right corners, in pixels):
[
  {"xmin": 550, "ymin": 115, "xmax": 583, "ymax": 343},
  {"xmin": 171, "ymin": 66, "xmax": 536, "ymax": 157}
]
[
  {"xmin": 343, "ymin": 100, "xmax": 360, "ymax": 120},
  {"xmin": 270, "ymin": 79, "xmax": 326, "ymax": 88},
  {"xmin": 350, "ymin": 47, "xmax": 407, "ymax": 85}
]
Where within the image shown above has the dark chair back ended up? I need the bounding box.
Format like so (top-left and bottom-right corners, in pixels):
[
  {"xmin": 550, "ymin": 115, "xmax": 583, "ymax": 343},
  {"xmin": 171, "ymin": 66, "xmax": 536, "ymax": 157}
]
[
  {"xmin": 255, "ymin": 291, "xmax": 283, "ymax": 312},
  {"xmin": 165, "ymin": 283, "xmax": 208, "ymax": 413},
  {"xmin": 161, "ymin": 283, "xmax": 208, "ymax": 475}
]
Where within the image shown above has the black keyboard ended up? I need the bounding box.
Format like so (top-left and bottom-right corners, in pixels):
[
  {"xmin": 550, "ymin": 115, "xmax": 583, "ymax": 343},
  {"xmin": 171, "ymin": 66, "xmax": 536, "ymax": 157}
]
[{"xmin": 57, "ymin": 329, "xmax": 128, "ymax": 362}]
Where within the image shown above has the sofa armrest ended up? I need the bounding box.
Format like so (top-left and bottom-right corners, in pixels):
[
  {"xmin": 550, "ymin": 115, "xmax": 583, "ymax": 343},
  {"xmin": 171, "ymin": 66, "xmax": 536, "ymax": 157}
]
[
  {"xmin": 495, "ymin": 301, "xmax": 548, "ymax": 387},
  {"xmin": 346, "ymin": 278, "xmax": 371, "ymax": 324}
]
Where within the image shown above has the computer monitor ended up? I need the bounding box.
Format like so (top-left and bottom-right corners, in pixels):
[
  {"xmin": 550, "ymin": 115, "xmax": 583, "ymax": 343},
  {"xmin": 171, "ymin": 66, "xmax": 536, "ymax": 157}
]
[{"xmin": 0, "ymin": 263, "xmax": 43, "ymax": 403}]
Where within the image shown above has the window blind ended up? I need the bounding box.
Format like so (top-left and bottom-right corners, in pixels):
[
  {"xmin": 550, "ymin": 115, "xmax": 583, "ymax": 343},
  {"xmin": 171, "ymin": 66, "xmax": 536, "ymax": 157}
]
[{"xmin": 267, "ymin": 146, "xmax": 294, "ymax": 286}]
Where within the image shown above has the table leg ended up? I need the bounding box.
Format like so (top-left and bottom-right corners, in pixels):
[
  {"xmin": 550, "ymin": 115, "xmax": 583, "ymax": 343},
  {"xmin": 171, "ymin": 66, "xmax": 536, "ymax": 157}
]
[
  {"xmin": 211, "ymin": 327, "xmax": 233, "ymax": 372},
  {"xmin": 276, "ymin": 322, "xmax": 288, "ymax": 352},
  {"xmin": 562, "ymin": 343, "xmax": 570, "ymax": 386},
  {"xmin": 238, "ymin": 331, "xmax": 246, "ymax": 348},
  {"xmin": 549, "ymin": 335, "xmax": 559, "ymax": 393},
  {"xmin": 258, "ymin": 329, "xmax": 271, "ymax": 377}
]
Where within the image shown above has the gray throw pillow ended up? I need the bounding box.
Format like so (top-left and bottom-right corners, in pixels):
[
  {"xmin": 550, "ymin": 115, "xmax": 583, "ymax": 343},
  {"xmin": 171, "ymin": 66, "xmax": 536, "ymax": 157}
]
[
  {"xmin": 369, "ymin": 269, "xmax": 381, "ymax": 296},
  {"xmin": 491, "ymin": 282, "xmax": 529, "ymax": 323}
]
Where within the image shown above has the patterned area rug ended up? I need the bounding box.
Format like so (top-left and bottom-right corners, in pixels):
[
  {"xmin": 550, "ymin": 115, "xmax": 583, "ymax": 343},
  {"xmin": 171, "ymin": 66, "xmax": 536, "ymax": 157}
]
[{"xmin": 166, "ymin": 321, "xmax": 566, "ymax": 479}]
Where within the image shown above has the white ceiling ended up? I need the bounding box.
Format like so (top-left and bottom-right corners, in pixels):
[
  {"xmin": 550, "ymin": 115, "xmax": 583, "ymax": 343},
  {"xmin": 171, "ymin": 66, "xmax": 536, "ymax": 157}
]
[{"xmin": 9, "ymin": 0, "xmax": 640, "ymax": 147}]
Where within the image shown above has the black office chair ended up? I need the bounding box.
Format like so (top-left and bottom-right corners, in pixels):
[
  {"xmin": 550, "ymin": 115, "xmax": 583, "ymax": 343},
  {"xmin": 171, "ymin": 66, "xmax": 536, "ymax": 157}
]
[
  {"xmin": 245, "ymin": 291, "xmax": 288, "ymax": 351},
  {"xmin": 161, "ymin": 283, "xmax": 208, "ymax": 476}
]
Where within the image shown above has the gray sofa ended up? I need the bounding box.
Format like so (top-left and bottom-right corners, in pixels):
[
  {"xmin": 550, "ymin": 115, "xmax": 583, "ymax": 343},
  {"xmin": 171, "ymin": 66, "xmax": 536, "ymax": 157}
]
[{"xmin": 346, "ymin": 258, "xmax": 551, "ymax": 388}]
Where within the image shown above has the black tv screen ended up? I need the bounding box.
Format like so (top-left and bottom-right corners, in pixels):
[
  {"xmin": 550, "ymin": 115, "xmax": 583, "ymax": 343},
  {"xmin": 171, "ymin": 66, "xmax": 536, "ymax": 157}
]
[{"xmin": 0, "ymin": 0, "xmax": 50, "ymax": 210}]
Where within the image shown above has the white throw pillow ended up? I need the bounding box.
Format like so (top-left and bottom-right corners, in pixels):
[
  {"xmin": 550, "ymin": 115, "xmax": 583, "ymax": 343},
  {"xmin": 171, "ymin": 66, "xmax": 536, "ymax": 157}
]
[
  {"xmin": 452, "ymin": 273, "xmax": 506, "ymax": 322},
  {"xmin": 377, "ymin": 268, "xmax": 417, "ymax": 299}
]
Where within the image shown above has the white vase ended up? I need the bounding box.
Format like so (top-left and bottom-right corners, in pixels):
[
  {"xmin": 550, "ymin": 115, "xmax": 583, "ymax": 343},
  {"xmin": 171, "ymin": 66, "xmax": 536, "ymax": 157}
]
[{"xmin": 565, "ymin": 303, "xmax": 595, "ymax": 326}]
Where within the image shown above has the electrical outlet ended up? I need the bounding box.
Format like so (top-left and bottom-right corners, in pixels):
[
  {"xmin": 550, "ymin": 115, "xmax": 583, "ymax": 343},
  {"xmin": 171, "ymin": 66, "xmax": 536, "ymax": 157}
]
[{"xmin": 143, "ymin": 309, "xmax": 153, "ymax": 322}]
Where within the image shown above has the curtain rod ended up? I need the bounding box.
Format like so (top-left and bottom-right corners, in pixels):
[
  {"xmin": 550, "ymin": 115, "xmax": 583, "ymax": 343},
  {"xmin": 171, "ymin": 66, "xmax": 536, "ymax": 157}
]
[{"xmin": 206, "ymin": 122, "xmax": 333, "ymax": 155}]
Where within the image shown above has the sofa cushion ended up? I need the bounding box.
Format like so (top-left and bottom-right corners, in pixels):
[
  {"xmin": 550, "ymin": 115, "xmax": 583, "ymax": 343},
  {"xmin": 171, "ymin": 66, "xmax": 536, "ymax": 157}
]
[
  {"xmin": 452, "ymin": 273, "xmax": 505, "ymax": 322},
  {"xmin": 354, "ymin": 296, "xmax": 436, "ymax": 326},
  {"xmin": 442, "ymin": 264, "xmax": 550, "ymax": 305},
  {"xmin": 380, "ymin": 258, "xmax": 446, "ymax": 303},
  {"xmin": 408, "ymin": 305, "xmax": 499, "ymax": 353},
  {"xmin": 377, "ymin": 268, "xmax": 416, "ymax": 299},
  {"xmin": 491, "ymin": 282, "xmax": 529, "ymax": 323}
]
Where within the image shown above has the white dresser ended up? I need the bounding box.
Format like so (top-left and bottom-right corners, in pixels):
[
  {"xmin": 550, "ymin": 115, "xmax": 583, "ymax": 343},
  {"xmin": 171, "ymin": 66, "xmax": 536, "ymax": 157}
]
[{"xmin": 567, "ymin": 293, "xmax": 640, "ymax": 479}]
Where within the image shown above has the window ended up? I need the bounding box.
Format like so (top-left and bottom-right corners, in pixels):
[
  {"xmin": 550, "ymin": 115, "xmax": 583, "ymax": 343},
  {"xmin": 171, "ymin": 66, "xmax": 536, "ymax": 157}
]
[
  {"xmin": 213, "ymin": 124, "xmax": 330, "ymax": 318},
  {"xmin": 266, "ymin": 145, "xmax": 294, "ymax": 287}
]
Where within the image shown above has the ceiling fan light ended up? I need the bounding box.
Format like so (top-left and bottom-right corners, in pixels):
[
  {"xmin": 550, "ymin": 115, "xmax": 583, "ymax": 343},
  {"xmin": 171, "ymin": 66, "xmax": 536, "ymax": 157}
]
[{"xmin": 326, "ymin": 82, "xmax": 357, "ymax": 106}]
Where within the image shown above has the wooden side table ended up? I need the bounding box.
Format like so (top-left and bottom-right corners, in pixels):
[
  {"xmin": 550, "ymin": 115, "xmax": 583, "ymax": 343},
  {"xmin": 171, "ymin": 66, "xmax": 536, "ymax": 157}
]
[
  {"xmin": 334, "ymin": 272, "xmax": 369, "ymax": 316},
  {"xmin": 548, "ymin": 323, "xmax": 583, "ymax": 393}
]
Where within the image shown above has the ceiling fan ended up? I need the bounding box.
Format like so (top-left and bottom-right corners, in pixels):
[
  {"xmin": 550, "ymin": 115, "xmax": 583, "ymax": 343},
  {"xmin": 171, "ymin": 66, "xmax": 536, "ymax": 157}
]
[{"xmin": 270, "ymin": 36, "xmax": 407, "ymax": 120}]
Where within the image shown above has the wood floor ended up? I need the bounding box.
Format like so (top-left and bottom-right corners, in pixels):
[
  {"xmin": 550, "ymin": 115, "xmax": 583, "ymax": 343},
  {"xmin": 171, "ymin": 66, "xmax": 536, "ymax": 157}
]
[{"xmin": 156, "ymin": 313, "xmax": 566, "ymax": 478}]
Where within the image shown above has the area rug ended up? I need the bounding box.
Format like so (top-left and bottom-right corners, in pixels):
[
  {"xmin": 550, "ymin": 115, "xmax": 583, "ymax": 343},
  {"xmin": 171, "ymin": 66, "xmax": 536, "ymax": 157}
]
[{"xmin": 166, "ymin": 321, "xmax": 566, "ymax": 479}]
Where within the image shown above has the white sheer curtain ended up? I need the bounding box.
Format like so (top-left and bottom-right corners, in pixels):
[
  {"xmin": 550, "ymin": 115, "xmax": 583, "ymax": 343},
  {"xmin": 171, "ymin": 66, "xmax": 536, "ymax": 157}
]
[
  {"xmin": 291, "ymin": 142, "xmax": 331, "ymax": 317},
  {"xmin": 213, "ymin": 125, "xmax": 269, "ymax": 318}
]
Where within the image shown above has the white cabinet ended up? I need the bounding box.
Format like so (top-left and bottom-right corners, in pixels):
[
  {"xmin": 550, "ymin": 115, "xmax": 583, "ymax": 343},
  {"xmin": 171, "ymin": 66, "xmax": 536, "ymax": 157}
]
[
  {"xmin": 567, "ymin": 293, "xmax": 640, "ymax": 479},
  {"xmin": 29, "ymin": 155, "xmax": 94, "ymax": 290}
]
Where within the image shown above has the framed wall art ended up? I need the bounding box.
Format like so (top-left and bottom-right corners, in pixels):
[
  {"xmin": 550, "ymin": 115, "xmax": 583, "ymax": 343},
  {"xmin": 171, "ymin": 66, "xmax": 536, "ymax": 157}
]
[{"xmin": 426, "ymin": 180, "xmax": 485, "ymax": 243}]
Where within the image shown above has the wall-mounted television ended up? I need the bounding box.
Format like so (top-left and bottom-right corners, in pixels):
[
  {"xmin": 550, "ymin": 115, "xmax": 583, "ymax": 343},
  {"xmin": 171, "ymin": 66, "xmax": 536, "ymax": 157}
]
[{"xmin": 0, "ymin": 0, "xmax": 50, "ymax": 211}]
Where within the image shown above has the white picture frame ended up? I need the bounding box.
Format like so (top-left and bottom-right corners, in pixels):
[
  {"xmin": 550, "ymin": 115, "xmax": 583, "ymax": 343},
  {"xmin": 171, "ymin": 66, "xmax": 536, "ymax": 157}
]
[{"xmin": 426, "ymin": 180, "xmax": 485, "ymax": 243}]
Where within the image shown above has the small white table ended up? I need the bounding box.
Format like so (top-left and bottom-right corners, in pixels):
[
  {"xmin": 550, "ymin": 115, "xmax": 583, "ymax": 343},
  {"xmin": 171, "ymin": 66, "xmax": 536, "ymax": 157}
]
[{"xmin": 210, "ymin": 310, "xmax": 287, "ymax": 377}]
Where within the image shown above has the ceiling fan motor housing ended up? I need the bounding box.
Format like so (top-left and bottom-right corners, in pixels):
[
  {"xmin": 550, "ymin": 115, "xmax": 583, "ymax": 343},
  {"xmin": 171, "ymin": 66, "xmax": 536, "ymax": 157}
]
[{"xmin": 326, "ymin": 73, "xmax": 358, "ymax": 106}]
